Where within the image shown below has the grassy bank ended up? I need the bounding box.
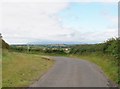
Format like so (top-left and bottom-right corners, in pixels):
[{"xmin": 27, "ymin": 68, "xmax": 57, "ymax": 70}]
[
  {"xmin": 0, "ymin": 48, "xmax": 2, "ymax": 88},
  {"xmin": 69, "ymin": 53, "xmax": 118, "ymax": 85},
  {"xmin": 2, "ymin": 50, "xmax": 54, "ymax": 87}
]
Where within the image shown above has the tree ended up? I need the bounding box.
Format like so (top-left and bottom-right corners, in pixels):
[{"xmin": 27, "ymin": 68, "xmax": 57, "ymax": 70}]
[{"xmin": 0, "ymin": 33, "xmax": 2, "ymax": 38}]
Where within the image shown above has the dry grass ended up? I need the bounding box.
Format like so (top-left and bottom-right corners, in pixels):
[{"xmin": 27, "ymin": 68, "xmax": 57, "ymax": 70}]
[
  {"xmin": 0, "ymin": 48, "xmax": 2, "ymax": 88},
  {"xmin": 2, "ymin": 50, "xmax": 54, "ymax": 87}
]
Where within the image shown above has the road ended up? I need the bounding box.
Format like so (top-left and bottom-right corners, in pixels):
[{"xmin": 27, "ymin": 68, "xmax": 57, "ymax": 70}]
[{"xmin": 30, "ymin": 57, "xmax": 110, "ymax": 87}]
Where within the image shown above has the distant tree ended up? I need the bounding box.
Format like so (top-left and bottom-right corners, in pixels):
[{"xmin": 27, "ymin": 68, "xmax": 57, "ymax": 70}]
[{"xmin": 0, "ymin": 33, "xmax": 2, "ymax": 39}]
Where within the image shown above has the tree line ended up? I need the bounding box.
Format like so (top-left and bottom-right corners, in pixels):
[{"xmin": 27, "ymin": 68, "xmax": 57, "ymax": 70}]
[
  {"xmin": 10, "ymin": 37, "xmax": 120, "ymax": 59},
  {"xmin": 70, "ymin": 37, "xmax": 119, "ymax": 60}
]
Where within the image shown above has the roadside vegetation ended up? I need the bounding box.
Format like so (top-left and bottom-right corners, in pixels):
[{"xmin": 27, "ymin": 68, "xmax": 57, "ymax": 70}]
[
  {"xmin": 70, "ymin": 53, "xmax": 118, "ymax": 85},
  {"xmin": 2, "ymin": 50, "xmax": 54, "ymax": 87},
  {"xmin": 2, "ymin": 38, "xmax": 54, "ymax": 87},
  {"xmin": 0, "ymin": 36, "xmax": 2, "ymax": 88},
  {"xmin": 69, "ymin": 38, "xmax": 119, "ymax": 85},
  {"xmin": 10, "ymin": 37, "xmax": 120, "ymax": 86},
  {"xmin": 2, "ymin": 35, "xmax": 120, "ymax": 86}
]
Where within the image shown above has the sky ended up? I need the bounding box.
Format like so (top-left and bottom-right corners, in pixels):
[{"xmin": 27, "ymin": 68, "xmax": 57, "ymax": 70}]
[{"xmin": 1, "ymin": 0, "xmax": 118, "ymax": 44}]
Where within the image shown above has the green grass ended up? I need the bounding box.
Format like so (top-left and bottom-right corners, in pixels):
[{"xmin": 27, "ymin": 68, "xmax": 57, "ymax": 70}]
[
  {"xmin": 2, "ymin": 49, "xmax": 119, "ymax": 87},
  {"xmin": 2, "ymin": 50, "xmax": 54, "ymax": 87},
  {"xmin": 69, "ymin": 53, "xmax": 118, "ymax": 85},
  {"xmin": 0, "ymin": 48, "xmax": 2, "ymax": 88}
]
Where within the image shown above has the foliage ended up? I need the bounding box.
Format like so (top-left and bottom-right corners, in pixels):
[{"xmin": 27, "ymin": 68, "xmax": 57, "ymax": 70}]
[
  {"xmin": 70, "ymin": 37, "xmax": 119, "ymax": 60},
  {"xmin": 9, "ymin": 37, "xmax": 120, "ymax": 85},
  {"xmin": 10, "ymin": 45, "xmax": 67, "ymax": 54},
  {"xmin": 69, "ymin": 37, "xmax": 120, "ymax": 85}
]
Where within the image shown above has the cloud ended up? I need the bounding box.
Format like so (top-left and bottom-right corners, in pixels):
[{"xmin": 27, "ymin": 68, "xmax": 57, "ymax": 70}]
[
  {"xmin": 100, "ymin": 9, "xmax": 118, "ymax": 40},
  {"xmin": 101, "ymin": 10, "xmax": 118, "ymax": 27},
  {"xmin": 2, "ymin": 2, "xmax": 74, "ymax": 44},
  {"xmin": 1, "ymin": 2, "xmax": 118, "ymax": 44},
  {"xmin": 1, "ymin": 0, "xmax": 119, "ymax": 3},
  {"xmin": 80, "ymin": 28, "xmax": 118, "ymax": 43},
  {"xmin": 0, "ymin": 2, "xmax": 2, "ymax": 32}
]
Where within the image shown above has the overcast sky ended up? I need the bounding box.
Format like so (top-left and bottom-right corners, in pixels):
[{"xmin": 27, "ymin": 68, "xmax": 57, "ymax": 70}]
[{"xmin": 1, "ymin": 0, "xmax": 118, "ymax": 44}]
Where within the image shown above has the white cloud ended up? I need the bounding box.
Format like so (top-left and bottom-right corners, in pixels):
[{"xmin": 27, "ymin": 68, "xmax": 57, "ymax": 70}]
[
  {"xmin": 0, "ymin": 2, "xmax": 2, "ymax": 32},
  {"xmin": 100, "ymin": 10, "xmax": 118, "ymax": 41},
  {"xmin": 1, "ymin": 2, "xmax": 118, "ymax": 44},
  {"xmin": 80, "ymin": 28, "xmax": 118, "ymax": 43},
  {"xmin": 101, "ymin": 10, "xmax": 118, "ymax": 26},
  {"xmin": 2, "ymin": 2, "xmax": 78, "ymax": 44},
  {"xmin": 1, "ymin": 0, "xmax": 119, "ymax": 3}
]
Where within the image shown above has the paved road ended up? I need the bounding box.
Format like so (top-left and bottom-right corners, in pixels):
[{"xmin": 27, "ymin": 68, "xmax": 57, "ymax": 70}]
[{"xmin": 30, "ymin": 57, "xmax": 110, "ymax": 87}]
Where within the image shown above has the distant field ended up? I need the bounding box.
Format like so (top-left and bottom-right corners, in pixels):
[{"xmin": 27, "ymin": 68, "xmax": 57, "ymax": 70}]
[{"xmin": 2, "ymin": 50, "xmax": 54, "ymax": 87}]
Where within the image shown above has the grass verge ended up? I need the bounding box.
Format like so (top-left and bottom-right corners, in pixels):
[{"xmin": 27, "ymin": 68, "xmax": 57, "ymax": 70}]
[
  {"xmin": 2, "ymin": 50, "xmax": 54, "ymax": 87},
  {"xmin": 69, "ymin": 53, "xmax": 118, "ymax": 85},
  {"xmin": 0, "ymin": 48, "xmax": 2, "ymax": 88}
]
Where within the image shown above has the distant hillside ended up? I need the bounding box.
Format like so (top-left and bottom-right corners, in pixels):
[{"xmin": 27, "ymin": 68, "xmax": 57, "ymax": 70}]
[
  {"xmin": 28, "ymin": 40, "xmax": 83, "ymax": 45},
  {"xmin": 0, "ymin": 38, "xmax": 9, "ymax": 49}
]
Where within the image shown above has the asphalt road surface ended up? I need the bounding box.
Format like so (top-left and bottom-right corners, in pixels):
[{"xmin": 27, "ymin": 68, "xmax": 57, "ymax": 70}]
[{"xmin": 30, "ymin": 57, "xmax": 110, "ymax": 87}]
